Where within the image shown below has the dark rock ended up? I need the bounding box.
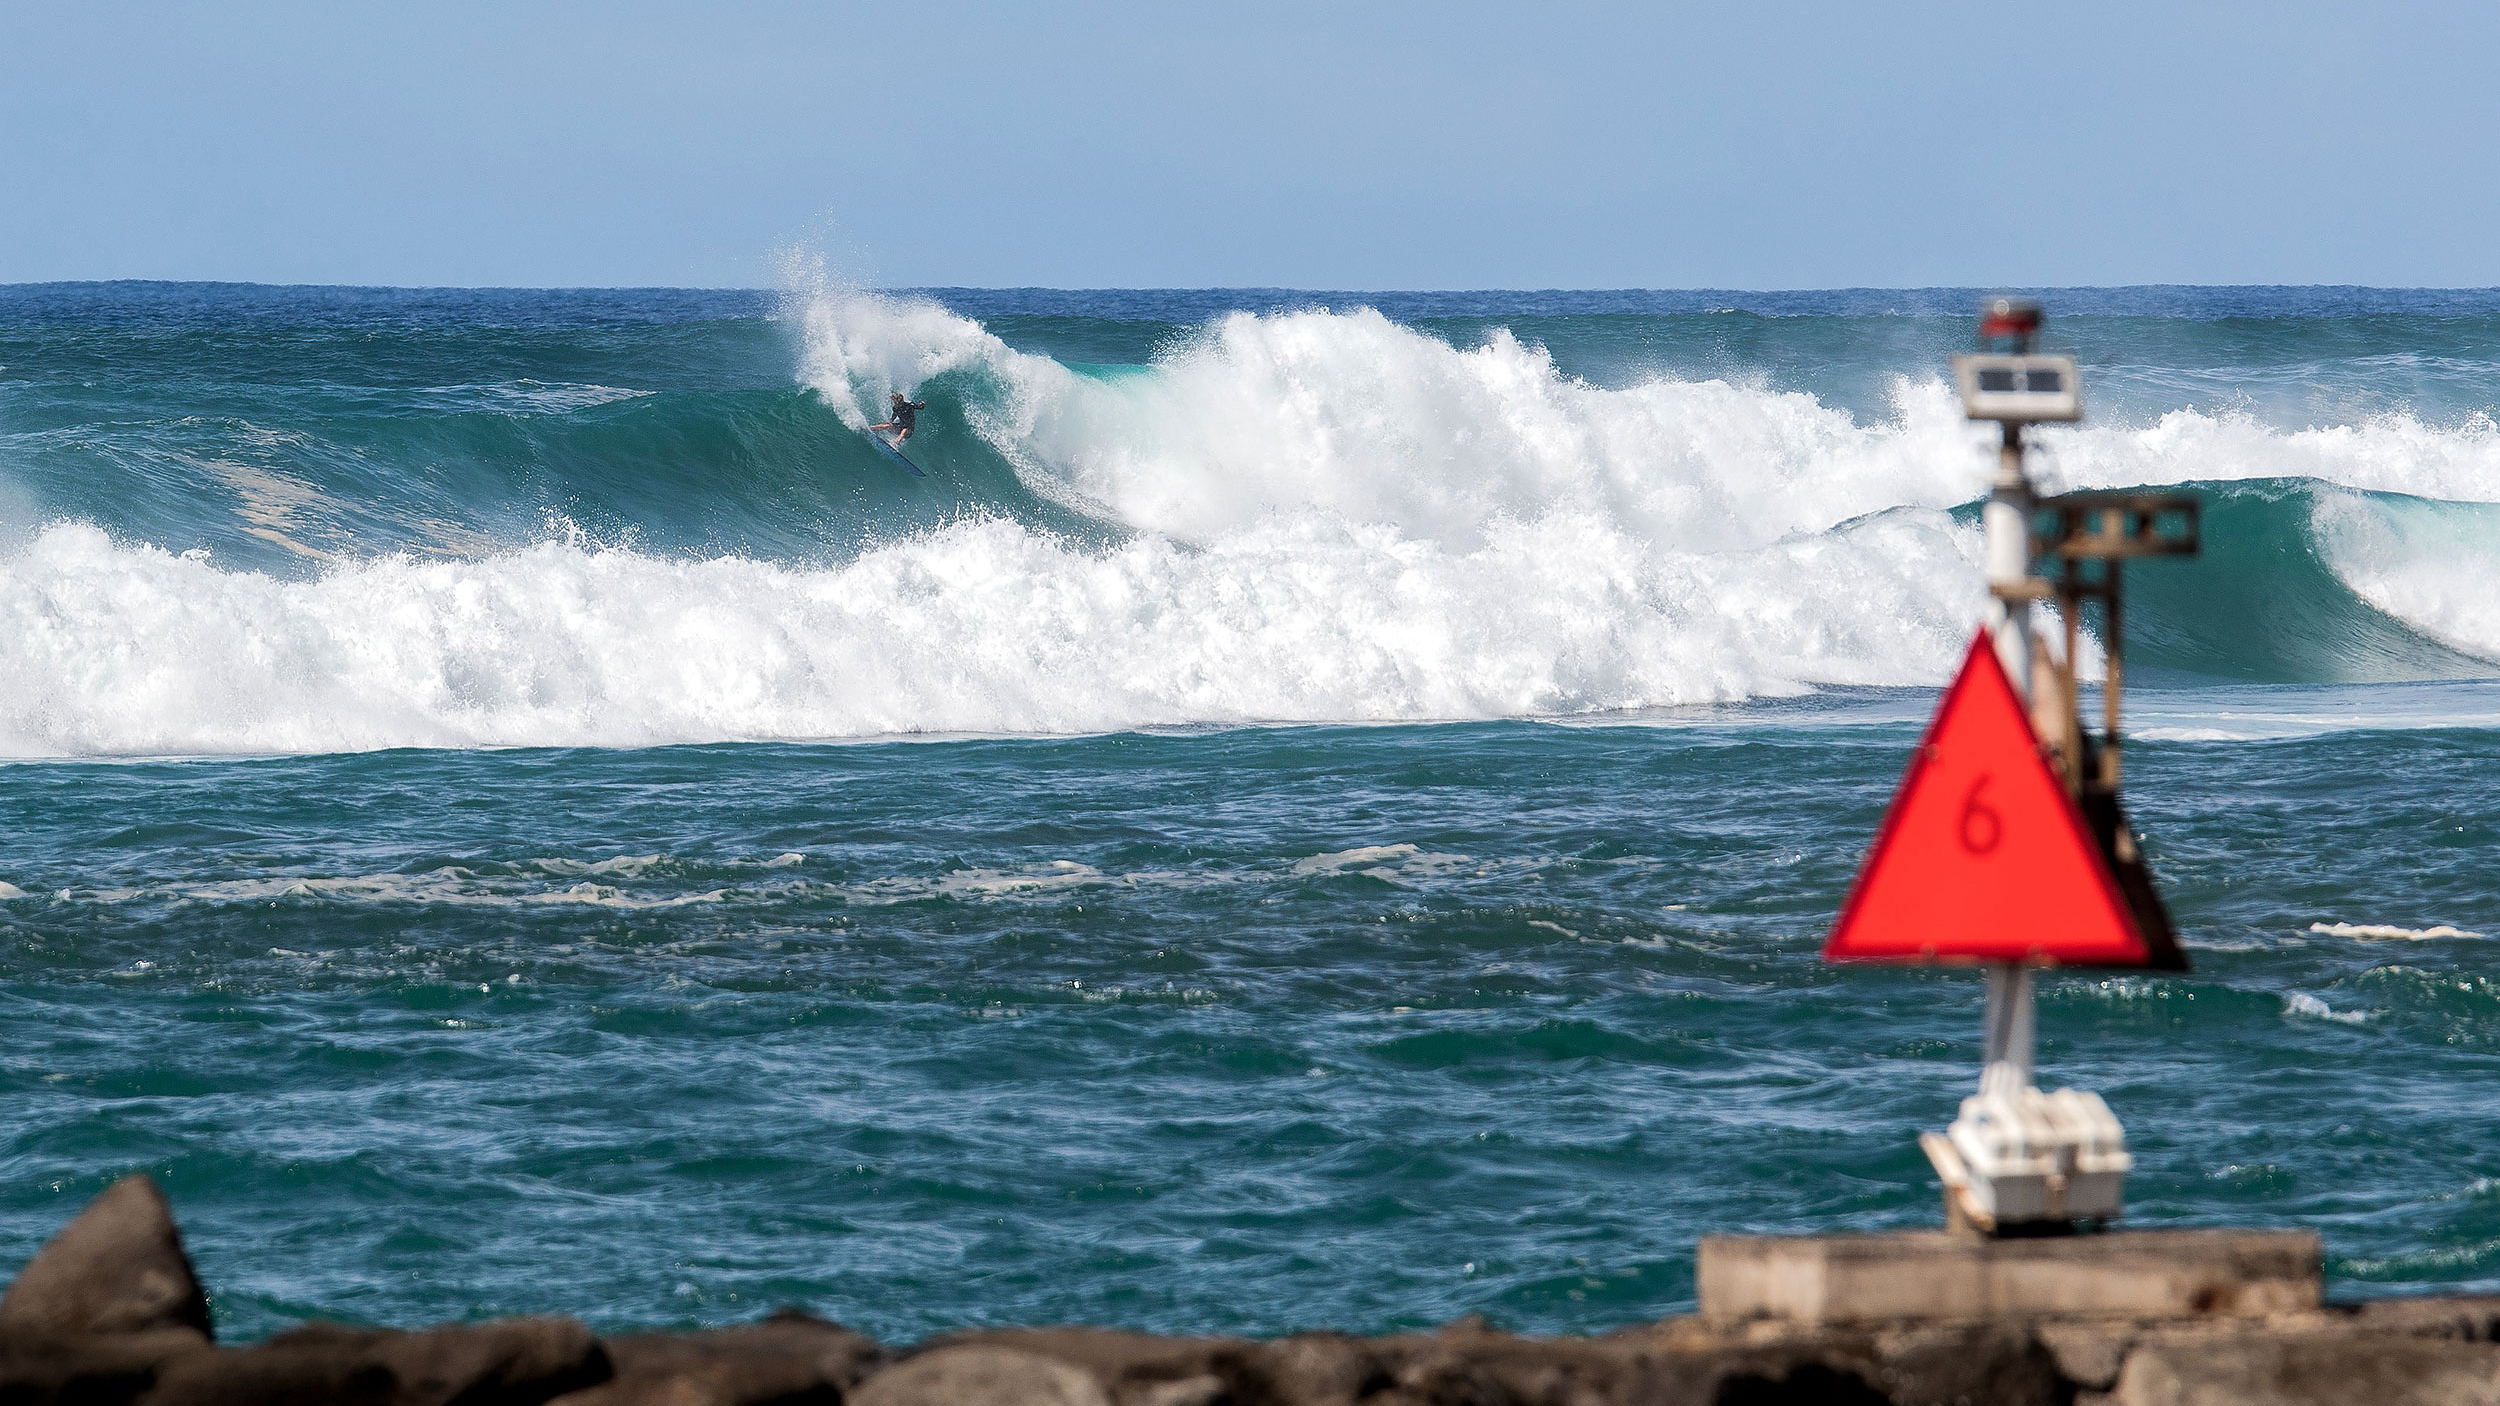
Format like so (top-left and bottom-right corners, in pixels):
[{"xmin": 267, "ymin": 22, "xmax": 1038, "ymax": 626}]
[
  {"xmin": 2102, "ymin": 1333, "xmax": 2500, "ymax": 1406},
  {"xmin": 548, "ymin": 1309, "xmax": 884, "ymax": 1406},
  {"xmin": 0, "ymin": 1327, "xmax": 216, "ymax": 1405},
  {"xmin": 849, "ymin": 1345, "xmax": 1112, "ymax": 1406},
  {"xmin": 1862, "ymin": 1322, "xmax": 2065, "ymax": 1406},
  {"xmin": 2342, "ymin": 1297, "xmax": 2500, "ymax": 1343},
  {"xmin": 1620, "ymin": 1335, "xmax": 1887, "ymax": 1406},
  {"xmin": 1360, "ymin": 1345, "xmax": 1514, "ymax": 1406},
  {"xmin": 1350, "ymin": 1324, "xmax": 1606, "ymax": 1406},
  {"xmin": 1709, "ymin": 1361, "xmax": 1892, "ymax": 1406},
  {"xmin": 1254, "ymin": 1332, "xmax": 1390, "ymax": 1406},
  {"xmin": 875, "ymin": 1317, "xmax": 2068, "ymax": 1406},
  {"xmin": 0, "ymin": 1176, "xmax": 211, "ymax": 1342},
  {"xmin": 19, "ymin": 1299, "xmax": 2500, "ymax": 1406},
  {"xmin": 136, "ymin": 1316, "xmax": 608, "ymax": 1406},
  {"xmin": 2033, "ymin": 1322, "xmax": 2135, "ymax": 1392},
  {"xmin": 926, "ymin": 1322, "xmax": 1616, "ymax": 1406},
  {"xmin": 1120, "ymin": 1373, "xmax": 1227, "ymax": 1406},
  {"xmin": 905, "ymin": 1329, "xmax": 1282, "ymax": 1406}
]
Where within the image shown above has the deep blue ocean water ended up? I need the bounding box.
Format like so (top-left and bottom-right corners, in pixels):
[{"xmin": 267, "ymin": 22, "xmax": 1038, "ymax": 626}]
[{"xmin": 0, "ymin": 282, "xmax": 2496, "ymax": 1341}]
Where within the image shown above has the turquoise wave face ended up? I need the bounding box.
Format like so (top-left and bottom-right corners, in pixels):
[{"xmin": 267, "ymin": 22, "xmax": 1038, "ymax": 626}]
[
  {"xmin": 2120, "ymin": 484, "xmax": 2500, "ymax": 683},
  {"xmin": 0, "ymin": 288, "xmax": 1105, "ymax": 571}
]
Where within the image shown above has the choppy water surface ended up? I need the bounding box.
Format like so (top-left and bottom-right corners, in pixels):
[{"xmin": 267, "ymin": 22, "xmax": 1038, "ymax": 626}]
[{"xmin": 0, "ymin": 283, "xmax": 2495, "ymax": 1340}]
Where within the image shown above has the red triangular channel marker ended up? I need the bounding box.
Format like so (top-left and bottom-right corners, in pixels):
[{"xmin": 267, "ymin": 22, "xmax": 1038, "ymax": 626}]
[{"xmin": 1826, "ymin": 628, "xmax": 2158, "ymax": 967}]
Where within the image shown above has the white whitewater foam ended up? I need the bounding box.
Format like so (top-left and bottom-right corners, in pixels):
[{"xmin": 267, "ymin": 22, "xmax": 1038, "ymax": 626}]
[
  {"xmin": 2129, "ymin": 726, "xmax": 2260, "ymax": 742},
  {"xmin": 1290, "ymin": 844, "xmax": 1474, "ymax": 882},
  {"xmin": 2127, "ymin": 682, "xmax": 2500, "ymax": 741},
  {"xmin": 1292, "ymin": 844, "xmax": 1429, "ymax": 874},
  {"xmin": 795, "ymin": 286, "xmax": 2500, "ymax": 668},
  {"xmin": 2283, "ymin": 991, "xmax": 2373, "ymax": 1024},
  {"xmin": 415, "ymin": 381, "xmax": 655, "ymax": 415},
  {"xmin": 64, "ymin": 856, "xmax": 1245, "ymax": 912},
  {"xmin": 845, "ymin": 860, "xmax": 1242, "ymax": 905},
  {"xmin": 0, "ymin": 502, "xmax": 1983, "ymax": 754},
  {"xmin": 2309, "ymin": 921, "xmax": 2484, "ymax": 941},
  {"xmin": 2312, "ymin": 490, "xmax": 2500, "ymax": 666},
  {"xmin": 76, "ymin": 869, "xmax": 737, "ymax": 911},
  {"xmin": 2042, "ymin": 406, "xmax": 2500, "ymax": 505}
]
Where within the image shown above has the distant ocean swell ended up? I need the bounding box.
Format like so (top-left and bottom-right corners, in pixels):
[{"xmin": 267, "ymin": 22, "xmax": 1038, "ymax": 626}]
[{"xmin": 0, "ymin": 287, "xmax": 2494, "ymax": 757}]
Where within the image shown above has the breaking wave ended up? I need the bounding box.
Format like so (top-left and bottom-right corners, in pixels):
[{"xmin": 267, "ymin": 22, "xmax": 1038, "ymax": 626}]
[{"xmin": 0, "ymin": 284, "xmax": 2493, "ymax": 756}]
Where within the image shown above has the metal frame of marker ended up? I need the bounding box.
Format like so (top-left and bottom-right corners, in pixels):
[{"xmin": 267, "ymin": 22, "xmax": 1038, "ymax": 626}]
[{"xmin": 1824, "ymin": 300, "xmax": 2200, "ymax": 1236}]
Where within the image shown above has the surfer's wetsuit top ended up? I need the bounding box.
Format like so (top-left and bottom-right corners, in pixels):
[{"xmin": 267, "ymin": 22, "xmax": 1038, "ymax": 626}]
[{"xmin": 892, "ymin": 401, "xmax": 920, "ymax": 434}]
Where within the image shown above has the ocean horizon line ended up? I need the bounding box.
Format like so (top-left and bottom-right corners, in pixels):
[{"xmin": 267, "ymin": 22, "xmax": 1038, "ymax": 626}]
[{"xmin": 10, "ymin": 276, "xmax": 2500, "ymax": 297}]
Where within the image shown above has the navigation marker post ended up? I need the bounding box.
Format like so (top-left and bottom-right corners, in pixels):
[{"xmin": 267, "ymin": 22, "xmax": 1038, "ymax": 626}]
[
  {"xmin": 1697, "ymin": 307, "xmax": 2316, "ymax": 1329},
  {"xmin": 1826, "ymin": 300, "xmax": 2198, "ymax": 1236}
]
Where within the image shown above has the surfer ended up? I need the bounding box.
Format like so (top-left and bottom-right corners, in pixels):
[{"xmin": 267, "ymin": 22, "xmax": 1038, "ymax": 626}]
[{"xmin": 869, "ymin": 392, "xmax": 927, "ymax": 448}]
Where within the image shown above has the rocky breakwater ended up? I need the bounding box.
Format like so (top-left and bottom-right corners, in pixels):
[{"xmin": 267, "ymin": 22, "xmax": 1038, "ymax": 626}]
[{"xmin": 7, "ymin": 1177, "xmax": 2500, "ymax": 1405}]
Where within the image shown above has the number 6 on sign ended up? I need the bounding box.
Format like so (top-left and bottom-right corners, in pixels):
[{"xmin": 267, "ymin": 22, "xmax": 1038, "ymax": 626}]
[{"xmin": 1959, "ymin": 776, "xmax": 2001, "ymax": 855}]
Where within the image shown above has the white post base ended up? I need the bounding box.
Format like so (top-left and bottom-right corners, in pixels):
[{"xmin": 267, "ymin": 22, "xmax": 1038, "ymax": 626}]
[{"xmin": 1925, "ymin": 1086, "xmax": 2132, "ymax": 1230}]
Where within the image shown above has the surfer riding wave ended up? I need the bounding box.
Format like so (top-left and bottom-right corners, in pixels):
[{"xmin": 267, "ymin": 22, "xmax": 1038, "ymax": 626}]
[{"xmin": 870, "ymin": 392, "xmax": 927, "ymax": 448}]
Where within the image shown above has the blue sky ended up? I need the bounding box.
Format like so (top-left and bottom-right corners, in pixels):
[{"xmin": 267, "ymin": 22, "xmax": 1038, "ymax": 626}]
[{"xmin": 4, "ymin": 1, "xmax": 2493, "ymax": 289}]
